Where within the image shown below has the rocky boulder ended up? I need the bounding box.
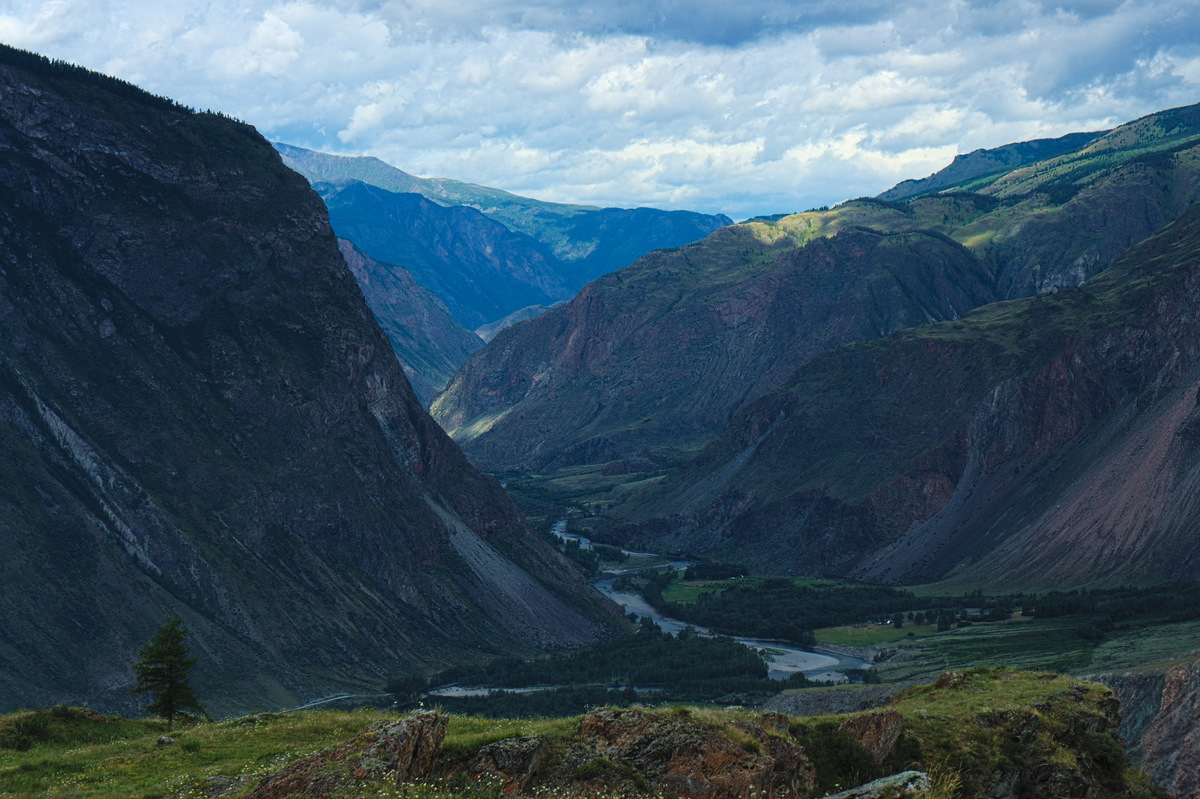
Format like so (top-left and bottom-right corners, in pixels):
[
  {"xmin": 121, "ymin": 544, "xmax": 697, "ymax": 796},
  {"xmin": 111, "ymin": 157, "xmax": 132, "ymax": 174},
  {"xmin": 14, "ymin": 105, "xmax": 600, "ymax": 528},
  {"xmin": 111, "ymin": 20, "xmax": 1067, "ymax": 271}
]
[{"xmin": 247, "ymin": 710, "xmax": 448, "ymax": 799}]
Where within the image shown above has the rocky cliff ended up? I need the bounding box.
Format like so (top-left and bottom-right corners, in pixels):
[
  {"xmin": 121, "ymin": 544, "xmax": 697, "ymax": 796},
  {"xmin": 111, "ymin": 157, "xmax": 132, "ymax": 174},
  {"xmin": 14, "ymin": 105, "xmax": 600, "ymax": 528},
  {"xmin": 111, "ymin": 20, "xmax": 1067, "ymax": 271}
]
[
  {"xmin": 1098, "ymin": 657, "xmax": 1200, "ymax": 798},
  {"xmin": 336, "ymin": 239, "xmax": 481, "ymax": 404},
  {"xmin": 0, "ymin": 45, "xmax": 611, "ymax": 716}
]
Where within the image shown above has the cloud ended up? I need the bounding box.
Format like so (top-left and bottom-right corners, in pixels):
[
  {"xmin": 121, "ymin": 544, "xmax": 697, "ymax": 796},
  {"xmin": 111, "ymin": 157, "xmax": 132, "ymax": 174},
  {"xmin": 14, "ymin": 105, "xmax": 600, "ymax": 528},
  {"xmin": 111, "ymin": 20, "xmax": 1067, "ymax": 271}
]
[{"xmin": 2, "ymin": 0, "xmax": 1199, "ymax": 219}]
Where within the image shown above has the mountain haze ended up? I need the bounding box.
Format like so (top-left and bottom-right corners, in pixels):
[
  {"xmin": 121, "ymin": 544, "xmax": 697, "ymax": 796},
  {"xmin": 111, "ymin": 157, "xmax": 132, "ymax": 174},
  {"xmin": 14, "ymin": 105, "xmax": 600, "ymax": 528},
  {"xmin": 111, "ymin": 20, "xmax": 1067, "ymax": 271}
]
[
  {"xmin": 0, "ymin": 45, "xmax": 611, "ymax": 716},
  {"xmin": 277, "ymin": 143, "xmax": 732, "ymax": 306}
]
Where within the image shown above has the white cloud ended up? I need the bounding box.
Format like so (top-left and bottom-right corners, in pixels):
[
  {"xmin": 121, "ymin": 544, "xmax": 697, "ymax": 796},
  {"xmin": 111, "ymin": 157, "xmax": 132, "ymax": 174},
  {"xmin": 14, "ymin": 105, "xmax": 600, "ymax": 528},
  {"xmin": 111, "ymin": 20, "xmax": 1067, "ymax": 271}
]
[{"xmin": 2, "ymin": 0, "xmax": 1199, "ymax": 218}]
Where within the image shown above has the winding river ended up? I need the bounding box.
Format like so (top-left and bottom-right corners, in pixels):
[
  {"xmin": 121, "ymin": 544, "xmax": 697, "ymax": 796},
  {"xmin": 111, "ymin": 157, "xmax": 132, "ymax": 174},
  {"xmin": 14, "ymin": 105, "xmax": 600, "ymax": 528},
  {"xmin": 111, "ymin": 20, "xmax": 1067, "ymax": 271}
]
[{"xmin": 556, "ymin": 520, "xmax": 869, "ymax": 682}]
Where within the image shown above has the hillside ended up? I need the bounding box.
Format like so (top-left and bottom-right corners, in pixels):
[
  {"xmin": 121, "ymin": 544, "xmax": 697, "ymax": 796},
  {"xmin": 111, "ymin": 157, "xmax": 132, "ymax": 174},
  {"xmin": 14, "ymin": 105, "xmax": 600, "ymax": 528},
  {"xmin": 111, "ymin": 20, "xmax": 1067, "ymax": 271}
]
[
  {"xmin": 335, "ymin": 240, "xmax": 482, "ymax": 404},
  {"xmin": 0, "ymin": 670, "xmax": 1165, "ymax": 799},
  {"xmin": 277, "ymin": 143, "xmax": 731, "ymax": 296},
  {"xmin": 878, "ymin": 129, "xmax": 1104, "ymax": 201},
  {"xmin": 434, "ymin": 101, "xmax": 1200, "ymax": 516},
  {"xmin": 609, "ymin": 200, "xmax": 1200, "ymax": 588},
  {"xmin": 0, "ymin": 44, "xmax": 612, "ymax": 716}
]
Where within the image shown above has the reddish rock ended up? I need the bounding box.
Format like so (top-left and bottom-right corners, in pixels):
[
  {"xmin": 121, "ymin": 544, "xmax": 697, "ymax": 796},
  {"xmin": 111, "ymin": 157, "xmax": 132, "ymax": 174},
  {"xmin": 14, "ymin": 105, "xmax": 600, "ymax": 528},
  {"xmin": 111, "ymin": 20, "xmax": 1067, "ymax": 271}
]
[
  {"xmin": 246, "ymin": 710, "xmax": 447, "ymax": 799},
  {"xmin": 574, "ymin": 707, "xmax": 814, "ymax": 799},
  {"xmin": 836, "ymin": 711, "xmax": 904, "ymax": 765}
]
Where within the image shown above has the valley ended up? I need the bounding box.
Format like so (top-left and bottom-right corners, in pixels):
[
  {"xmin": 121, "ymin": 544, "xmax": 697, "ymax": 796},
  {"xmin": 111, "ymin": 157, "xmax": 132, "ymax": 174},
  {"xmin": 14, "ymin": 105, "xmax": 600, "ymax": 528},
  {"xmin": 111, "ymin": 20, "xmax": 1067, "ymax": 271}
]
[{"xmin": 4, "ymin": 32, "xmax": 1200, "ymax": 799}]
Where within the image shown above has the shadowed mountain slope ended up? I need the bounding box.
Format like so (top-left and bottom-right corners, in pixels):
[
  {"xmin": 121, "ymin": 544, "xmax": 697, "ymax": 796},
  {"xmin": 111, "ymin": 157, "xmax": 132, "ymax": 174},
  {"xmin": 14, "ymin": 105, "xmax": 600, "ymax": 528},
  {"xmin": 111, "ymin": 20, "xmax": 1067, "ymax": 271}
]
[
  {"xmin": 0, "ymin": 45, "xmax": 611, "ymax": 716},
  {"xmin": 316, "ymin": 181, "xmax": 569, "ymax": 329},
  {"xmin": 336, "ymin": 239, "xmax": 482, "ymax": 404},
  {"xmin": 276, "ymin": 143, "xmax": 731, "ymax": 298},
  {"xmin": 609, "ymin": 202, "xmax": 1200, "ymax": 589}
]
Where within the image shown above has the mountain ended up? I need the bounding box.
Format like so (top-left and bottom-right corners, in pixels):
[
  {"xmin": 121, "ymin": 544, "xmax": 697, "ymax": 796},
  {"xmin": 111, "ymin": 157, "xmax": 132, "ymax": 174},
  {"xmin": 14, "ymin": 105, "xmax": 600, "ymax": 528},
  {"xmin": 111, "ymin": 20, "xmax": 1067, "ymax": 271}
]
[
  {"xmin": 433, "ymin": 102, "xmax": 1200, "ymax": 514},
  {"xmin": 336, "ymin": 239, "xmax": 482, "ymax": 404},
  {"xmin": 276, "ymin": 143, "xmax": 732, "ymax": 296},
  {"xmin": 878, "ymin": 130, "xmax": 1104, "ymax": 201},
  {"xmin": 609, "ymin": 200, "xmax": 1200, "ymax": 589},
  {"xmin": 317, "ymin": 181, "xmax": 573, "ymax": 329},
  {"xmin": 475, "ymin": 303, "xmax": 562, "ymax": 343},
  {"xmin": 434, "ymin": 224, "xmax": 996, "ymax": 473},
  {"xmin": 0, "ymin": 45, "xmax": 612, "ymax": 716}
]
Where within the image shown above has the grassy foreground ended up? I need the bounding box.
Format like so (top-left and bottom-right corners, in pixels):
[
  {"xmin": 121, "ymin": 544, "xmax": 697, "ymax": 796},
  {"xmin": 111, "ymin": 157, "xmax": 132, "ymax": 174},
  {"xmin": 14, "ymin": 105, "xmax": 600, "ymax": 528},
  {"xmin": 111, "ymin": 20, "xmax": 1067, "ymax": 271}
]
[{"xmin": 0, "ymin": 670, "xmax": 1167, "ymax": 799}]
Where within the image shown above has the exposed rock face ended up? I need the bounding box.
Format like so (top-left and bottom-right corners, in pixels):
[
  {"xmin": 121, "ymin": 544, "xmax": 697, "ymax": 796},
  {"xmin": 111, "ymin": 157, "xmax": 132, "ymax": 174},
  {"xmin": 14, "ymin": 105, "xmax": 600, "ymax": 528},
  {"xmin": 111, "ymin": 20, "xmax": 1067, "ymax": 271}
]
[
  {"xmin": 336, "ymin": 238, "xmax": 482, "ymax": 404},
  {"xmin": 0, "ymin": 45, "xmax": 609, "ymax": 715},
  {"xmin": 1098, "ymin": 657, "xmax": 1200, "ymax": 798},
  {"xmin": 836, "ymin": 711, "xmax": 904, "ymax": 765},
  {"xmin": 822, "ymin": 771, "xmax": 930, "ymax": 799},
  {"xmin": 571, "ymin": 707, "xmax": 814, "ymax": 799},
  {"xmin": 247, "ymin": 710, "xmax": 448, "ymax": 799}
]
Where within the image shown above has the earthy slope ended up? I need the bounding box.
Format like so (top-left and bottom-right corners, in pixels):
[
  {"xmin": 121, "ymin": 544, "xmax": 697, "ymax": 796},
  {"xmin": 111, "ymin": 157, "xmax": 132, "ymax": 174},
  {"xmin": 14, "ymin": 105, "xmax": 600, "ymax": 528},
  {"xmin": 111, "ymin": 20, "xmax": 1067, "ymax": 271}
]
[
  {"xmin": 434, "ymin": 225, "xmax": 996, "ymax": 473},
  {"xmin": 336, "ymin": 239, "xmax": 481, "ymax": 404},
  {"xmin": 609, "ymin": 201, "xmax": 1200, "ymax": 588},
  {"xmin": 0, "ymin": 46, "xmax": 610, "ymax": 716},
  {"xmin": 276, "ymin": 144, "xmax": 730, "ymax": 286},
  {"xmin": 434, "ymin": 102, "xmax": 1200, "ymax": 506}
]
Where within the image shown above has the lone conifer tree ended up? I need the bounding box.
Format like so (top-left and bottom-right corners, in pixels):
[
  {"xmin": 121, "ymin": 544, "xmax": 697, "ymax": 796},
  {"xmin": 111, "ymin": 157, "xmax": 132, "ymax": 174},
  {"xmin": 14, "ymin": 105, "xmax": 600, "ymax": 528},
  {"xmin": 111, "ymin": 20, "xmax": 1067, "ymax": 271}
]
[{"xmin": 132, "ymin": 613, "xmax": 205, "ymax": 731}]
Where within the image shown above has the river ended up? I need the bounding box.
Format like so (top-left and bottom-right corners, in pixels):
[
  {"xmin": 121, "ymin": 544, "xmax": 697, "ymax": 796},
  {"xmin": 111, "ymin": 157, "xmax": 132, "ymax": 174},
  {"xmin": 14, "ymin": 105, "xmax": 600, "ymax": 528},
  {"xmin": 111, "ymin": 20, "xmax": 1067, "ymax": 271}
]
[{"xmin": 555, "ymin": 520, "xmax": 868, "ymax": 682}]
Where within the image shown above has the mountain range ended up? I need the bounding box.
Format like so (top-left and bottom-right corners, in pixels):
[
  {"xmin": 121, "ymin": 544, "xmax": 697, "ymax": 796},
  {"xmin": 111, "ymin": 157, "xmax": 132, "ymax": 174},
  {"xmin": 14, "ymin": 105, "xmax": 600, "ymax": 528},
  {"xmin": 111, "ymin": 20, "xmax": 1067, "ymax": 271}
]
[
  {"xmin": 0, "ymin": 44, "xmax": 613, "ymax": 716},
  {"xmin": 275, "ymin": 144, "xmax": 730, "ymax": 400},
  {"xmin": 433, "ymin": 101, "xmax": 1200, "ymax": 589}
]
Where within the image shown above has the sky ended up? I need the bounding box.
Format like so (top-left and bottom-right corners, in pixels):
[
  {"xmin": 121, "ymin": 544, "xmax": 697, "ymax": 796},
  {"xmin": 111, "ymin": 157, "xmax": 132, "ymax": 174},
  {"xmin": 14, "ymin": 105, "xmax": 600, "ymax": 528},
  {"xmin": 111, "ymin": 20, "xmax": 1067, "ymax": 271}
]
[{"xmin": 3, "ymin": 1, "xmax": 1200, "ymax": 219}]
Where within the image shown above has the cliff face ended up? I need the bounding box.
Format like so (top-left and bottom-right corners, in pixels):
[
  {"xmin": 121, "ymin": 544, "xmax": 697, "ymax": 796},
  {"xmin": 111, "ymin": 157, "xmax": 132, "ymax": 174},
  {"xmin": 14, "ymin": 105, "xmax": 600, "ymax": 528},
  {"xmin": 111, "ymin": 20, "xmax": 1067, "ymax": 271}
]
[
  {"xmin": 1098, "ymin": 658, "xmax": 1200, "ymax": 798},
  {"xmin": 336, "ymin": 239, "xmax": 481, "ymax": 404},
  {"xmin": 609, "ymin": 202, "xmax": 1200, "ymax": 587},
  {"xmin": 0, "ymin": 46, "xmax": 609, "ymax": 715}
]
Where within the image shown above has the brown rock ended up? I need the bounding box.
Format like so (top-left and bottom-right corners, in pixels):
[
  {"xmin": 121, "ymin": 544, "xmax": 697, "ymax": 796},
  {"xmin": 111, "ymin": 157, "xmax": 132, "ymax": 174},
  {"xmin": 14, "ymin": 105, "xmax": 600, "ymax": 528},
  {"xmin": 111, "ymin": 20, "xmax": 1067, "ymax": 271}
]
[
  {"xmin": 246, "ymin": 710, "xmax": 448, "ymax": 799},
  {"xmin": 470, "ymin": 735, "xmax": 552, "ymax": 793},
  {"xmin": 574, "ymin": 707, "xmax": 813, "ymax": 799},
  {"xmin": 836, "ymin": 711, "xmax": 903, "ymax": 765}
]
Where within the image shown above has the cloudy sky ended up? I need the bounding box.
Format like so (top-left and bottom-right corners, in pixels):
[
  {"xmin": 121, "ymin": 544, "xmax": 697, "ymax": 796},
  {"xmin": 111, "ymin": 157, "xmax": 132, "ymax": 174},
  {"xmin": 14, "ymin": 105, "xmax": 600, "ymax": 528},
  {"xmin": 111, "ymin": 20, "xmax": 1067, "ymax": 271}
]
[{"xmin": 3, "ymin": 1, "xmax": 1199, "ymax": 218}]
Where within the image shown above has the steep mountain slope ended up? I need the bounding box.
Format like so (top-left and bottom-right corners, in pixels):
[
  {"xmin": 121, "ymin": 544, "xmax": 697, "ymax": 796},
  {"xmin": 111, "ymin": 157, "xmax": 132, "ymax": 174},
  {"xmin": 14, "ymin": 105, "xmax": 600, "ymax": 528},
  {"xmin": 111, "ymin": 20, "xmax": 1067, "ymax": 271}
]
[
  {"xmin": 434, "ymin": 226, "xmax": 996, "ymax": 473},
  {"xmin": 336, "ymin": 239, "xmax": 482, "ymax": 404},
  {"xmin": 317, "ymin": 181, "xmax": 570, "ymax": 329},
  {"xmin": 0, "ymin": 45, "xmax": 610, "ymax": 716},
  {"xmin": 434, "ymin": 103, "xmax": 1200, "ymax": 504},
  {"xmin": 276, "ymin": 143, "xmax": 731, "ymax": 288},
  {"xmin": 609, "ymin": 202, "xmax": 1200, "ymax": 588}
]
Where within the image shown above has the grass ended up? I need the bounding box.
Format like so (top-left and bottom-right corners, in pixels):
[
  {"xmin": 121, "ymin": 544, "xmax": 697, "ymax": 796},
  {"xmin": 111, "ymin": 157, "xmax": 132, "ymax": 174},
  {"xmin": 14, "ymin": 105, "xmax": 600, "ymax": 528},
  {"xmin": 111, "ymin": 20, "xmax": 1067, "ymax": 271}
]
[{"xmin": 815, "ymin": 623, "xmax": 939, "ymax": 647}]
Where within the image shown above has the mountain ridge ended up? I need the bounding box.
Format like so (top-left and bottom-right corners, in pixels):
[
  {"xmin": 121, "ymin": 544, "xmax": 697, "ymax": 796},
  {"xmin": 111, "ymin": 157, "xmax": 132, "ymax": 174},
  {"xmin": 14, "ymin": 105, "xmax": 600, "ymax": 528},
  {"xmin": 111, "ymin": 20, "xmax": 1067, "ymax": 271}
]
[{"xmin": 0, "ymin": 43, "xmax": 612, "ymax": 716}]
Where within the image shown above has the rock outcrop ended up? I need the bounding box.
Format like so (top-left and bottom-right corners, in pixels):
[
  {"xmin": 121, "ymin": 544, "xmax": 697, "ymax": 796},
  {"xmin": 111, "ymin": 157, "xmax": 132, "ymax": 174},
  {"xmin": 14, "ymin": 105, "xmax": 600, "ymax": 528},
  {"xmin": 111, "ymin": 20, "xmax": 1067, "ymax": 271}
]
[
  {"xmin": 248, "ymin": 710, "xmax": 448, "ymax": 799},
  {"xmin": 1098, "ymin": 657, "xmax": 1200, "ymax": 797}
]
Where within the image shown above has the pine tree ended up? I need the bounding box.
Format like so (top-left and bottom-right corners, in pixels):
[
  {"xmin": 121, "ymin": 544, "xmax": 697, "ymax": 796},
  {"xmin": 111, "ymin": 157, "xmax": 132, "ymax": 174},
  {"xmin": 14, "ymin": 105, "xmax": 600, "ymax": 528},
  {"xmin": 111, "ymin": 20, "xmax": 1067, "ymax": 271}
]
[{"xmin": 131, "ymin": 613, "xmax": 205, "ymax": 731}]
